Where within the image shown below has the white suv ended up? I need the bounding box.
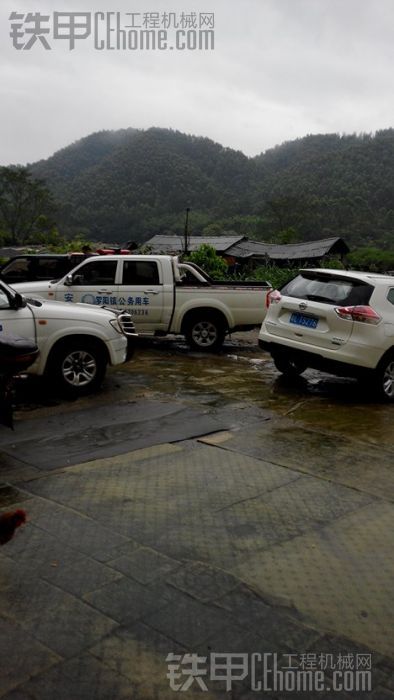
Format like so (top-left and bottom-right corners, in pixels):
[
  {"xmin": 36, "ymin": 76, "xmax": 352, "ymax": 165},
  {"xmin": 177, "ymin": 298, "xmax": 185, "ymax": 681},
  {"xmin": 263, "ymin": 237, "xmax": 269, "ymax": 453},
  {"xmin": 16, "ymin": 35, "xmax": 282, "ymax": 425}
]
[
  {"xmin": 258, "ymin": 269, "xmax": 394, "ymax": 401},
  {"xmin": 0, "ymin": 279, "xmax": 136, "ymax": 396}
]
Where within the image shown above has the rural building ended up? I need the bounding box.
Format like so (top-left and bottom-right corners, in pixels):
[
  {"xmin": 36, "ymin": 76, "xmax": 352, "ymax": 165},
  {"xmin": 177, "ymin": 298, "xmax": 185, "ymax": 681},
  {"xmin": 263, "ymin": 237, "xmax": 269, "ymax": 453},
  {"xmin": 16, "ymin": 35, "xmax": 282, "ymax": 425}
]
[{"xmin": 143, "ymin": 235, "xmax": 349, "ymax": 267}]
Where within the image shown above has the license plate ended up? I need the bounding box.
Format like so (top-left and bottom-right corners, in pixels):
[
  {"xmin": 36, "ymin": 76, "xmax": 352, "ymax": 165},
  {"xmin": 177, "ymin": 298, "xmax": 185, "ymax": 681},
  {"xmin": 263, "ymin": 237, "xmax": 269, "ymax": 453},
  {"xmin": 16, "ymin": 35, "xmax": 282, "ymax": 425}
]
[{"xmin": 290, "ymin": 312, "xmax": 318, "ymax": 329}]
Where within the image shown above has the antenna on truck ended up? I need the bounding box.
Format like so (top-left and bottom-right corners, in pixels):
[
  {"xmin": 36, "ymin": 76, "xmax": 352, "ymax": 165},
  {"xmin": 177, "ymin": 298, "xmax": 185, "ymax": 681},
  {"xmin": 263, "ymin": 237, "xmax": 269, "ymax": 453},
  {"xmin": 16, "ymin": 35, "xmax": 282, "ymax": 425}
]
[{"xmin": 184, "ymin": 207, "xmax": 190, "ymax": 256}]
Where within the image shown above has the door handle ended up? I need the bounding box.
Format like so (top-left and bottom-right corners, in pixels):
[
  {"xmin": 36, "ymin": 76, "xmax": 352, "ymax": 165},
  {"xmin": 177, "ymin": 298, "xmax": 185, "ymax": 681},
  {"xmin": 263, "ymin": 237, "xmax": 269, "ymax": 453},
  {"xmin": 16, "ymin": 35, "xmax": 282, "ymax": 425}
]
[
  {"xmin": 98, "ymin": 289, "xmax": 113, "ymax": 294},
  {"xmin": 144, "ymin": 289, "xmax": 160, "ymax": 294}
]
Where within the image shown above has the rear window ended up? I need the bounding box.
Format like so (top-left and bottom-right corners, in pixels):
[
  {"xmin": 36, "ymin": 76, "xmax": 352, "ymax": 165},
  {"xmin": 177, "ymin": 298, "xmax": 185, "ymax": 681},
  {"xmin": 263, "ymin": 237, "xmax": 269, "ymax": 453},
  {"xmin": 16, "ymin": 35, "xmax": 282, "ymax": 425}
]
[
  {"xmin": 122, "ymin": 261, "xmax": 160, "ymax": 285},
  {"xmin": 281, "ymin": 273, "xmax": 373, "ymax": 306},
  {"xmin": 35, "ymin": 258, "xmax": 66, "ymax": 280}
]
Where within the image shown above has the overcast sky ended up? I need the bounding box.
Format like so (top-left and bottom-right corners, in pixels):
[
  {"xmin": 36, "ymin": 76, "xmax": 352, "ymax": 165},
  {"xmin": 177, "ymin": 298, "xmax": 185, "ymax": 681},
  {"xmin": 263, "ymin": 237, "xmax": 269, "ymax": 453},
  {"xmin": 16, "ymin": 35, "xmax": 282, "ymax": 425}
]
[{"xmin": 1, "ymin": 0, "xmax": 394, "ymax": 165}]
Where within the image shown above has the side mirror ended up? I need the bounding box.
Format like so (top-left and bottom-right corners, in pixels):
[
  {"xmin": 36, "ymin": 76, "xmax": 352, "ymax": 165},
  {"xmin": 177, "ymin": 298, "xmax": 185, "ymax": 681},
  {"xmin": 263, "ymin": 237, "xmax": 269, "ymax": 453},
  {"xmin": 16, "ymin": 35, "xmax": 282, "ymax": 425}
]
[
  {"xmin": 12, "ymin": 293, "xmax": 27, "ymax": 310},
  {"xmin": 64, "ymin": 274, "xmax": 73, "ymax": 286}
]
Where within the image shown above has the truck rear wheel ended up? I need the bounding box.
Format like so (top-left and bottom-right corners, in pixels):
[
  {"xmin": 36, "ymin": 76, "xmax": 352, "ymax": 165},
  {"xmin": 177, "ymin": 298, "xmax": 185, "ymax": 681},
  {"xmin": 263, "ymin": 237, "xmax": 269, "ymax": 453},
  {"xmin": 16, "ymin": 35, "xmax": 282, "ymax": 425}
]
[
  {"xmin": 185, "ymin": 314, "xmax": 226, "ymax": 352},
  {"xmin": 47, "ymin": 339, "xmax": 107, "ymax": 396}
]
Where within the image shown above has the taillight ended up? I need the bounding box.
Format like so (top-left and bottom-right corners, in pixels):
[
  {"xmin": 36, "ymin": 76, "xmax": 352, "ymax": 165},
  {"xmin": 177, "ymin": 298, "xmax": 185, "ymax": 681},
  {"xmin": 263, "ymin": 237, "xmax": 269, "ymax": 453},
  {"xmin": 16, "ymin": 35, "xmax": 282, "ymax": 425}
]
[
  {"xmin": 266, "ymin": 289, "xmax": 282, "ymax": 308},
  {"xmin": 334, "ymin": 305, "xmax": 381, "ymax": 324}
]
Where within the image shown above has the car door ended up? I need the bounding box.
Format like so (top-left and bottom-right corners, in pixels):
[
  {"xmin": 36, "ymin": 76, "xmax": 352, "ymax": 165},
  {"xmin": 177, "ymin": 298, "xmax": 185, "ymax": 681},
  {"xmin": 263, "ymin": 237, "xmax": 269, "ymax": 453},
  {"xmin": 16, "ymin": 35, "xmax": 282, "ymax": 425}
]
[
  {"xmin": 117, "ymin": 258, "xmax": 165, "ymax": 330},
  {"xmin": 54, "ymin": 259, "xmax": 119, "ymax": 307},
  {"xmin": 0, "ymin": 285, "xmax": 35, "ymax": 340}
]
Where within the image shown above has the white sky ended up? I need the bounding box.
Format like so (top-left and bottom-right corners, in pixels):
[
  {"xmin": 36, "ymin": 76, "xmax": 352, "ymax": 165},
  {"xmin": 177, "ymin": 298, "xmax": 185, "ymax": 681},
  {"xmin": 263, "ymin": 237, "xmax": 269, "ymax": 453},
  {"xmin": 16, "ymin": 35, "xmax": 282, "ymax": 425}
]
[{"xmin": 1, "ymin": 0, "xmax": 394, "ymax": 165}]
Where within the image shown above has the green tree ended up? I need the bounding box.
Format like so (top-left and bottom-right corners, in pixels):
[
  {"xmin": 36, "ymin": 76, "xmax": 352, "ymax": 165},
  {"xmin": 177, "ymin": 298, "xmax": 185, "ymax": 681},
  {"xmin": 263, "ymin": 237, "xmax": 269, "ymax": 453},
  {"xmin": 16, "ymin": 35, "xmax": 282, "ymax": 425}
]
[
  {"xmin": 0, "ymin": 166, "xmax": 55, "ymax": 245},
  {"xmin": 184, "ymin": 244, "xmax": 228, "ymax": 278}
]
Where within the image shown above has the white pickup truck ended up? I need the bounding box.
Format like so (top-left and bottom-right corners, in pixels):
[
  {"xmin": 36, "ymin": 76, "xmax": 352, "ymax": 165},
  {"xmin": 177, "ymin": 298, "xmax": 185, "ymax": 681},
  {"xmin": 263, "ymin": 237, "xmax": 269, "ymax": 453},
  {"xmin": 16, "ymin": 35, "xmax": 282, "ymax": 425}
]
[
  {"xmin": 13, "ymin": 255, "xmax": 271, "ymax": 351},
  {"xmin": 0, "ymin": 279, "xmax": 136, "ymax": 395}
]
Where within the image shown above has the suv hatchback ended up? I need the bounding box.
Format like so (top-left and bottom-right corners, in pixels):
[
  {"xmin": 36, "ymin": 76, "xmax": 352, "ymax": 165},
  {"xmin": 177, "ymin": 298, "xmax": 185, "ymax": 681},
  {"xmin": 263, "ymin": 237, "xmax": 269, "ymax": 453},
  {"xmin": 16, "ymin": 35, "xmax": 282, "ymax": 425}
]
[
  {"xmin": 0, "ymin": 254, "xmax": 87, "ymax": 285},
  {"xmin": 258, "ymin": 269, "xmax": 394, "ymax": 401}
]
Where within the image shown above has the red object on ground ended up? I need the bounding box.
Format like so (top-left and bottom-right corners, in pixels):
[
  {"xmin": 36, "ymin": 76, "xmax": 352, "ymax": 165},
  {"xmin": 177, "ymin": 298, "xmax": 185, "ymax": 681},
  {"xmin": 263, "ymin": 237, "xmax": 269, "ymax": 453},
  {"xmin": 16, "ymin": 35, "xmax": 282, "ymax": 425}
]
[{"xmin": 0, "ymin": 509, "xmax": 27, "ymax": 545}]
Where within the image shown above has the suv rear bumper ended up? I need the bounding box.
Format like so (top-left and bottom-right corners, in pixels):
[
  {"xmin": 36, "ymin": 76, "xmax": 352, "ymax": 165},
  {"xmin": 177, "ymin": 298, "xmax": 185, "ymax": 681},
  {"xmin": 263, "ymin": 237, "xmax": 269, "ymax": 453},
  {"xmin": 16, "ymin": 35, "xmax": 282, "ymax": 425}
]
[{"xmin": 258, "ymin": 339, "xmax": 376, "ymax": 379}]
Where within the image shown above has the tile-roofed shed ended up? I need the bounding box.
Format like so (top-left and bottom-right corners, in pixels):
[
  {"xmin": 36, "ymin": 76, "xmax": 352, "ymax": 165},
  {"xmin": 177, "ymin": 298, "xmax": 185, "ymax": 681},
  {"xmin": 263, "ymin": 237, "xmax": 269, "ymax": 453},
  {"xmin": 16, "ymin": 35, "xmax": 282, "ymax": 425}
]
[
  {"xmin": 226, "ymin": 237, "xmax": 349, "ymax": 261},
  {"xmin": 143, "ymin": 235, "xmax": 245, "ymax": 254}
]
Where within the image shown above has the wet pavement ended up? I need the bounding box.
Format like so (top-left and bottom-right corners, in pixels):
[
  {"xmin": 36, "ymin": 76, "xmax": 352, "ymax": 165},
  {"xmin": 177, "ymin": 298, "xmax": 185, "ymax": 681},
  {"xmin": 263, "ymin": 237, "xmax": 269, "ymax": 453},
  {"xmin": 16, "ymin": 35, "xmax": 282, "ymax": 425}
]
[{"xmin": 0, "ymin": 332, "xmax": 393, "ymax": 698}]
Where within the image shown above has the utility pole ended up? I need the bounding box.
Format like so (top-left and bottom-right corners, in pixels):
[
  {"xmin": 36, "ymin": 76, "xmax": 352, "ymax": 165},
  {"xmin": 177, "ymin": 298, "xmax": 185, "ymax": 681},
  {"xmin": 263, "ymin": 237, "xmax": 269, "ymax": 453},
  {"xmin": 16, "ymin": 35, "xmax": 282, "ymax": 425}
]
[{"xmin": 184, "ymin": 207, "xmax": 190, "ymax": 255}]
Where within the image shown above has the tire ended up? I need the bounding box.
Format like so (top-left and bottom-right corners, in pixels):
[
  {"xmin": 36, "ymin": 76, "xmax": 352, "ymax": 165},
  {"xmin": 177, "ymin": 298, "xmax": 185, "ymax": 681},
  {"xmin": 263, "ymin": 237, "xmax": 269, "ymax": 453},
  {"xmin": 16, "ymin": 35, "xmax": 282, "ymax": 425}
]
[
  {"xmin": 272, "ymin": 352, "xmax": 307, "ymax": 377},
  {"xmin": 375, "ymin": 353, "xmax": 394, "ymax": 402},
  {"xmin": 48, "ymin": 339, "xmax": 107, "ymax": 396},
  {"xmin": 184, "ymin": 314, "xmax": 226, "ymax": 352}
]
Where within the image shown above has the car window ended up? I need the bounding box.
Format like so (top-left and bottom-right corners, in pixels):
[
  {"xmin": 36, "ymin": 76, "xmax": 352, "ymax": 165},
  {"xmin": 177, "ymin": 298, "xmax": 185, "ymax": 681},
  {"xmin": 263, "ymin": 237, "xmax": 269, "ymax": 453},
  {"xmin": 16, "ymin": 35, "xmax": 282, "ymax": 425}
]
[
  {"xmin": 122, "ymin": 261, "xmax": 160, "ymax": 285},
  {"xmin": 281, "ymin": 274, "xmax": 373, "ymax": 305},
  {"xmin": 1, "ymin": 258, "xmax": 30, "ymax": 282},
  {"xmin": 387, "ymin": 288, "xmax": 394, "ymax": 305},
  {"xmin": 35, "ymin": 259, "xmax": 64, "ymax": 280},
  {"xmin": 72, "ymin": 260, "xmax": 117, "ymax": 286}
]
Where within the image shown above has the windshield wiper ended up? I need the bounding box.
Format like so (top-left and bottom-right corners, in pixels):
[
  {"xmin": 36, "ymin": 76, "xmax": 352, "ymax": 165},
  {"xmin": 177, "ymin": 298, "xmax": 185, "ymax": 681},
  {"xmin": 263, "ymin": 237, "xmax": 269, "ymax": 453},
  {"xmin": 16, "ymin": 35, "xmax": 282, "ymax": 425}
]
[{"xmin": 305, "ymin": 294, "xmax": 332, "ymax": 303}]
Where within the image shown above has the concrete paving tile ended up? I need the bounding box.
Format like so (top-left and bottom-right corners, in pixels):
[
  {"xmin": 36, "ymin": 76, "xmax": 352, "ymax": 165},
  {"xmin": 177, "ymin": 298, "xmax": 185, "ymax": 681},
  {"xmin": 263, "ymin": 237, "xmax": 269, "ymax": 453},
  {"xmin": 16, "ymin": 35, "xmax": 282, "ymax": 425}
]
[
  {"xmin": 89, "ymin": 623, "xmax": 229, "ymax": 698},
  {"xmin": 108, "ymin": 547, "xmax": 181, "ymax": 584},
  {"xmin": 368, "ymin": 689, "xmax": 394, "ymax": 700},
  {"xmin": 2, "ymin": 654, "xmax": 133, "ymax": 700},
  {"xmin": 66, "ymin": 442, "xmax": 184, "ymax": 473},
  {"xmin": 198, "ymin": 431, "xmax": 234, "ymax": 446},
  {"xmin": 213, "ymin": 585, "xmax": 274, "ymax": 625},
  {"xmin": 375, "ymin": 660, "xmax": 394, "ymax": 691},
  {"xmin": 25, "ymin": 442, "xmax": 299, "ymax": 516},
  {"xmin": 143, "ymin": 596, "xmax": 233, "ymax": 648},
  {"xmin": 0, "ymin": 569, "xmax": 73, "ymax": 625},
  {"xmin": 0, "ymin": 551, "xmax": 31, "ymax": 580},
  {"xmin": 0, "ymin": 616, "xmax": 60, "ymax": 697},
  {"xmin": 3, "ymin": 524, "xmax": 86, "ymax": 575},
  {"xmin": 0, "ymin": 452, "xmax": 40, "ymax": 482},
  {"xmin": 20, "ymin": 596, "xmax": 118, "ymax": 658},
  {"xmin": 84, "ymin": 576, "xmax": 172, "ymax": 625},
  {"xmin": 213, "ymin": 585, "xmax": 320, "ymax": 654},
  {"xmin": 90, "ymin": 621, "xmax": 186, "ymax": 667},
  {"xmin": 237, "ymin": 501, "xmax": 394, "ymax": 660},
  {"xmin": 0, "ymin": 484, "xmax": 32, "ymax": 509},
  {"xmin": 95, "ymin": 539, "xmax": 141, "ymax": 562},
  {"xmin": 167, "ymin": 561, "xmax": 241, "ymax": 603},
  {"xmin": 197, "ymin": 621, "xmax": 282, "ymax": 656},
  {"xmin": 89, "ymin": 622, "xmax": 188, "ymax": 697},
  {"xmin": 41, "ymin": 556, "xmax": 123, "ymax": 596},
  {"xmin": 222, "ymin": 420, "xmax": 394, "ymax": 502},
  {"xmin": 220, "ymin": 474, "xmax": 374, "ymax": 555},
  {"xmin": 151, "ymin": 519, "xmax": 242, "ymax": 571},
  {"xmin": 30, "ymin": 507, "xmax": 132, "ymax": 561}
]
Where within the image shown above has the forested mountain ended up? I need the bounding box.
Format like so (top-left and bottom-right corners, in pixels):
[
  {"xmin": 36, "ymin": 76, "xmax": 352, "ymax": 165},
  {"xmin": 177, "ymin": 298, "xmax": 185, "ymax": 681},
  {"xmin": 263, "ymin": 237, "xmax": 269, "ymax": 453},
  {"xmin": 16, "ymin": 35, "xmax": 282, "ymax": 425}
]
[{"xmin": 30, "ymin": 127, "xmax": 394, "ymax": 247}]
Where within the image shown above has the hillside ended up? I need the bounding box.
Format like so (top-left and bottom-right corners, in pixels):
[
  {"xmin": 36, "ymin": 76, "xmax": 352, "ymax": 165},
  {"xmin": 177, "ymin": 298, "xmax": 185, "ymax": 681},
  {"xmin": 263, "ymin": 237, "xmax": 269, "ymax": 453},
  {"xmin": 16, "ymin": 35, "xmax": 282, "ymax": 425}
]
[{"xmin": 30, "ymin": 127, "xmax": 394, "ymax": 247}]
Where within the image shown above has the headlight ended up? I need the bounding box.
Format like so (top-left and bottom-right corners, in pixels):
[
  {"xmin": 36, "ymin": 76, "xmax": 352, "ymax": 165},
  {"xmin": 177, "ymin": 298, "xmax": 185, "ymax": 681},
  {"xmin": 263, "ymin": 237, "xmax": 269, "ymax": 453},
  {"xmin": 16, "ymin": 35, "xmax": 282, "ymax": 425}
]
[{"xmin": 109, "ymin": 312, "xmax": 137, "ymax": 337}]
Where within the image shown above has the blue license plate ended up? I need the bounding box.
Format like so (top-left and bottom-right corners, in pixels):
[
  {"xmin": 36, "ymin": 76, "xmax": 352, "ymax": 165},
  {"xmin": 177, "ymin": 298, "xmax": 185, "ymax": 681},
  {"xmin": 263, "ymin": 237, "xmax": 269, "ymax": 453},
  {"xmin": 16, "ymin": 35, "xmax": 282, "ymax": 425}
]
[{"xmin": 290, "ymin": 312, "xmax": 318, "ymax": 329}]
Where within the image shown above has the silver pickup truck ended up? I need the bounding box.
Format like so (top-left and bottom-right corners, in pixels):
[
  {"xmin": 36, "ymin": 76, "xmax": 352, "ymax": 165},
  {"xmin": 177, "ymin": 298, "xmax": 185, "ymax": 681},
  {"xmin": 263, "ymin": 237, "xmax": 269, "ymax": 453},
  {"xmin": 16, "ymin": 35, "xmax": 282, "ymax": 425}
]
[{"xmin": 13, "ymin": 255, "xmax": 271, "ymax": 351}]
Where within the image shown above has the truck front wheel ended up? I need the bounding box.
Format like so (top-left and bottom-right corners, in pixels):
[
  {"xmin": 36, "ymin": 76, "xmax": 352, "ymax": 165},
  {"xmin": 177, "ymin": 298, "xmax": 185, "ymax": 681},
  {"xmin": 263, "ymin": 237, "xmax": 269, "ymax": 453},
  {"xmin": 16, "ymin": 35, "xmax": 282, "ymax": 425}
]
[
  {"xmin": 47, "ymin": 339, "xmax": 107, "ymax": 395},
  {"xmin": 184, "ymin": 314, "xmax": 226, "ymax": 352}
]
